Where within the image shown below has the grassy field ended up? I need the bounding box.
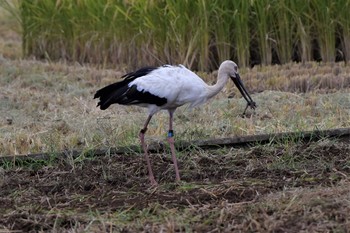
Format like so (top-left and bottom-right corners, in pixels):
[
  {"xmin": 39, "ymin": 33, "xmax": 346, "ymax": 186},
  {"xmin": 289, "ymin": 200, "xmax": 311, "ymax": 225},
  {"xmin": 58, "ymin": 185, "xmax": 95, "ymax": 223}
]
[
  {"xmin": 1, "ymin": 7, "xmax": 350, "ymax": 233},
  {"xmin": 1, "ymin": 57, "xmax": 349, "ymax": 156}
]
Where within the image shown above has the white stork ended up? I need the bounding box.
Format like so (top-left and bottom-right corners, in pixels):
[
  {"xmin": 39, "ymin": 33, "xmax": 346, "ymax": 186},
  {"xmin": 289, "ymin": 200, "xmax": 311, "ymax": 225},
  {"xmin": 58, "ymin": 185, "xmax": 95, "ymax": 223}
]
[{"xmin": 94, "ymin": 60, "xmax": 256, "ymax": 186}]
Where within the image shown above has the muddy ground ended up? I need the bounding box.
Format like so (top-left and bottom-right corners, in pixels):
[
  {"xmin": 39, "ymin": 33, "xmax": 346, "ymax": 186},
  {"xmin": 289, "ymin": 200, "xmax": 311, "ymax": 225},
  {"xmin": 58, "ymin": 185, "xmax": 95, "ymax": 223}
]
[{"xmin": 1, "ymin": 139, "xmax": 350, "ymax": 232}]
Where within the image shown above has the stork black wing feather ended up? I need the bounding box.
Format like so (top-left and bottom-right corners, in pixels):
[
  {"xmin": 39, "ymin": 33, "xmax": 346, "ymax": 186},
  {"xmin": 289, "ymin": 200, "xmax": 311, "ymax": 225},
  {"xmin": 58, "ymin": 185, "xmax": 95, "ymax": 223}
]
[
  {"xmin": 94, "ymin": 66, "xmax": 163, "ymax": 110},
  {"xmin": 118, "ymin": 85, "xmax": 167, "ymax": 106},
  {"xmin": 121, "ymin": 66, "xmax": 159, "ymax": 80}
]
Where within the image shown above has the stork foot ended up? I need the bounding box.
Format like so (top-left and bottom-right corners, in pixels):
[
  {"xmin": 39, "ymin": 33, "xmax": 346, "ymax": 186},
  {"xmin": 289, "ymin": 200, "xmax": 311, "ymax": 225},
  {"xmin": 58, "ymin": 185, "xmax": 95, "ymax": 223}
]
[{"xmin": 149, "ymin": 176, "xmax": 158, "ymax": 187}]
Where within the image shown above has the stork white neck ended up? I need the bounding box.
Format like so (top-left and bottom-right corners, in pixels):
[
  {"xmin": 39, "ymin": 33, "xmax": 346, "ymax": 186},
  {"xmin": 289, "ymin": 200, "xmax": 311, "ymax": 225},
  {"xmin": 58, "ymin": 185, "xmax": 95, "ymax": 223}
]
[{"xmin": 206, "ymin": 62, "xmax": 232, "ymax": 99}]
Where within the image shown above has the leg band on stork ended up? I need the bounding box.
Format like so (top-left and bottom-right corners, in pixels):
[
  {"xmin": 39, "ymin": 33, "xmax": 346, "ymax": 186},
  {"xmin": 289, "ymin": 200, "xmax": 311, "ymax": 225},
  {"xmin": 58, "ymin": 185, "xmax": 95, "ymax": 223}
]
[{"xmin": 168, "ymin": 130, "xmax": 174, "ymax": 138}]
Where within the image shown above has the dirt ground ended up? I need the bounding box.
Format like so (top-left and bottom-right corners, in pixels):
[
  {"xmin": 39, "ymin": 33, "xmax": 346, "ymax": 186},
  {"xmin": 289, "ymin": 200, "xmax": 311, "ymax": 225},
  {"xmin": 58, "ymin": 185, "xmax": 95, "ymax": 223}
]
[{"xmin": 1, "ymin": 139, "xmax": 349, "ymax": 232}]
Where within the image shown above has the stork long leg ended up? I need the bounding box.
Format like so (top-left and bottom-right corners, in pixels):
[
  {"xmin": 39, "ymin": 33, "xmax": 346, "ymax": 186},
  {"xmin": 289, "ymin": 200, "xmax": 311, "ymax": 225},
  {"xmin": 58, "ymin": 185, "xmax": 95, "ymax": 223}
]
[
  {"xmin": 167, "ymin": 110, "xmax": 181, "ymax": 182},
  {"xmin": 139, "ymin": 115, "xmax": 158, "ymax": 186}
]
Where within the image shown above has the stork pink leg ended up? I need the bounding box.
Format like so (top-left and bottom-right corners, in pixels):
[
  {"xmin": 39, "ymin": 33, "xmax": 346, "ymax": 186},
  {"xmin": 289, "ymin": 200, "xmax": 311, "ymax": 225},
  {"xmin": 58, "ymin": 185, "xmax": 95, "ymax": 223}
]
[
  {"xmin": 167, "ymin": 110, "xmax": 181, "ymax": 182},
  {"xmin": 139, "ymin": 115, "xmax": 158, "ymax": 186}
]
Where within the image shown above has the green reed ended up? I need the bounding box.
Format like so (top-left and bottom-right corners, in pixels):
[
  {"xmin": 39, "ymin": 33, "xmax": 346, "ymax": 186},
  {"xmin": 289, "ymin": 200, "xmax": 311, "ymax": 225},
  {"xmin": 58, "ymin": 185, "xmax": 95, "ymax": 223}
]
[
  {"xmin": 1, "ymin": 0, "xmax": 350, "ymax": 69},
  {"xmin": 334, "ymin": 0, "xmax": 350, "ymax": 62}
]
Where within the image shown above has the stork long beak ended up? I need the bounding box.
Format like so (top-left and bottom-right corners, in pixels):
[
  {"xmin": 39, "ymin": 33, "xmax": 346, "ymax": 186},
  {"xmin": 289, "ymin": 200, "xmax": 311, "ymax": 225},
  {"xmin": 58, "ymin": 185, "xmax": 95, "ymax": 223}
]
[{"xmin": 231, "ymin": 73, "xmax": 257, "ymax": 115}]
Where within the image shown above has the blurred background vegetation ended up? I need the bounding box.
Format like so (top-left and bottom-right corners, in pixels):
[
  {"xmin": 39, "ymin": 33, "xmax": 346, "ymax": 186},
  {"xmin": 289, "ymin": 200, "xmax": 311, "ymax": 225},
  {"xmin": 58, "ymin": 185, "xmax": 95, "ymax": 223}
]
[{"xmin": 1, "ymin": 0, "xmax": 350, "ymax": 70}]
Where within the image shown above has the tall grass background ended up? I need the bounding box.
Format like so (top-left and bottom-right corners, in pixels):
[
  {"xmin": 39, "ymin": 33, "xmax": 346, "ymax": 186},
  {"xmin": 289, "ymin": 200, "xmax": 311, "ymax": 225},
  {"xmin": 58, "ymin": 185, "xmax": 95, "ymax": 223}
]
[{"xmin": 1, "ymin": 0, "xmax": 350, "ymax": 70}]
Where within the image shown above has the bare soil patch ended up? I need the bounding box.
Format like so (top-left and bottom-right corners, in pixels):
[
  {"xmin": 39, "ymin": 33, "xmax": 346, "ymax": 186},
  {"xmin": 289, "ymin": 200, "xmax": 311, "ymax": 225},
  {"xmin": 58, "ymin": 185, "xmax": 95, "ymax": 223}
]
[{"xmin": 1, "ymin": 139, "xmax": 349, "ymax": 232}]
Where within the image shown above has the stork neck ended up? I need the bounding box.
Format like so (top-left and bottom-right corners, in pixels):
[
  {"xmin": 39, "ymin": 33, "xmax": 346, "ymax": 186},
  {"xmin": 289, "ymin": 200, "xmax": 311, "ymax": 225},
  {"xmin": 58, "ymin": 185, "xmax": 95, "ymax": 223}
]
[{"xmin": 207, "ymin": 71, "xmax": 229, "ymax": 99}]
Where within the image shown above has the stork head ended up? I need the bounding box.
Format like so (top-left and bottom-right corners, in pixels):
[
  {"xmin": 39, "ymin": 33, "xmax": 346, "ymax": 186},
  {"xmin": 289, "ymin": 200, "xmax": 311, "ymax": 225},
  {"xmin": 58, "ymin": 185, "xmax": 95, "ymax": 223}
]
[{"xmin": 220, "ymin": 60, "xmax": 257, "ymax": 115}]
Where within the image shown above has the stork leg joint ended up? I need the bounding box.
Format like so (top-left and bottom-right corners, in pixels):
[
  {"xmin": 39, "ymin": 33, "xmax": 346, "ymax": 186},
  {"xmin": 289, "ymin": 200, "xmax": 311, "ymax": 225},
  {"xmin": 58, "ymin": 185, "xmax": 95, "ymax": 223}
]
[{"xmin": 140, "ymin": 128, "xmax": 148, "ymax": 135}]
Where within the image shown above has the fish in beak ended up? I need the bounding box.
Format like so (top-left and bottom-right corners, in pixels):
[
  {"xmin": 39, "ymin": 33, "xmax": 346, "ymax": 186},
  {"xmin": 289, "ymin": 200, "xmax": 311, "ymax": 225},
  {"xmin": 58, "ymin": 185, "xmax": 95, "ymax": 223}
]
[{"xmin": 230, "ymin": 73, "xmax": 256, "ymax": 116}]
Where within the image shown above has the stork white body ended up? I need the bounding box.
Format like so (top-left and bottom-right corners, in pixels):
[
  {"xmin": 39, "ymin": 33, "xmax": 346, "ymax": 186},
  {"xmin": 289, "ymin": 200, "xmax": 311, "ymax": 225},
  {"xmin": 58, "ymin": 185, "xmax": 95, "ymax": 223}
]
[
  {"xmin": 94, "ymin": 60, "xmax": 256, "ymax": 186},
  {"xmin": 129, "ymin": 65, "xmax": 210, "ymax": 114}
]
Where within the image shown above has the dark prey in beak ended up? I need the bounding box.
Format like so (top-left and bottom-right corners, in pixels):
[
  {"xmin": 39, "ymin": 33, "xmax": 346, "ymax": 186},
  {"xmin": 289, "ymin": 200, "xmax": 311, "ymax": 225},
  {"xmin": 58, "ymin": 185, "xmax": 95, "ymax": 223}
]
[{"xmin": 231, "ymin": 73, "xmax": 256, "ymax": 116}]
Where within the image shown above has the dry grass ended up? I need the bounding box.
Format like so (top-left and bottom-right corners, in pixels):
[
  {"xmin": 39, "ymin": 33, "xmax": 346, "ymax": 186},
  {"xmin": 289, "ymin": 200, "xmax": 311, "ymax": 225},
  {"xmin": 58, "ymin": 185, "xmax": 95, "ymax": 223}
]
[
  {"xmin": 1, "ymin": 57, "xmax": 350, "ymax": 155},
  {"xmin": 0, "ymin": 7, "xmax": 21, "ymax": 59}
]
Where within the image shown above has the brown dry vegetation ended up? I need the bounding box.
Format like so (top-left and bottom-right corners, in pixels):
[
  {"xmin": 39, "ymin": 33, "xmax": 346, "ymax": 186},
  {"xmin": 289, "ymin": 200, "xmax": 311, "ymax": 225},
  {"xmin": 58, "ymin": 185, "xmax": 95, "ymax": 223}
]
[
  {"xmin": 1, "ymin": 58, "xmax": 349, "ymax": 156},
  {"xmin": 1, "ymin": 8, "xmax": 350, "ymax": 233}
]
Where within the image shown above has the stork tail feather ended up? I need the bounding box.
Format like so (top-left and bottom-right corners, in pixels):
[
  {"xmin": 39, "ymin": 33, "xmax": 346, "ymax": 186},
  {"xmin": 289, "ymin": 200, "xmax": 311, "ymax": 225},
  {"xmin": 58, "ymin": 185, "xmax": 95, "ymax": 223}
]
[
  {"xmin": 94, "ymin": 66, "xmax": 161, "ymax": 110},
  {"xmin": 94, "ymin": 82, "xmax": 129, "ymax": 110}
]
